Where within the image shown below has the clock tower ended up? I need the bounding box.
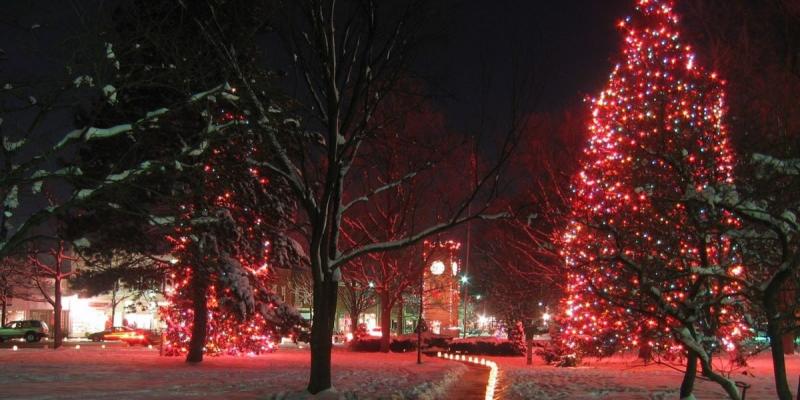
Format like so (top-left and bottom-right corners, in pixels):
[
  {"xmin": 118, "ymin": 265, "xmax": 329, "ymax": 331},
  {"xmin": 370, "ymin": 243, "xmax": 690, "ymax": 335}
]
[{"xmin": 422, "ymin": 240, "xmax": 461, "ymax": 335}]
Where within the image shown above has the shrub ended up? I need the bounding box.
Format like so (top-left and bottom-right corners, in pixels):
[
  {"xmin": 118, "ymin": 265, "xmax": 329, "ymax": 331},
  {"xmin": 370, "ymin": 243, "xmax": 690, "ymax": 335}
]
[
  {"xmin": 348, "ymin": 338, "xmax": 381, "ymax": 352},
  {"xmin": 389, "ymin": 338, "xmax": 417, "ymax": 352},
  {"xmin": 448, "ymin": 337, "xmax": 524, "ymax": 356},
  {"xmin": 535, "ymin": 342, "xmax": 579, "ymax": 367}
]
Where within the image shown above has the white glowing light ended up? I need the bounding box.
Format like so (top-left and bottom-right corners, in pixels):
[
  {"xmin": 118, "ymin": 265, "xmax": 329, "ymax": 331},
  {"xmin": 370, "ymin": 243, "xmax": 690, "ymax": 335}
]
[{"xmin": 430, "ymin": 260, "xmax": 445, "ymax": 275}]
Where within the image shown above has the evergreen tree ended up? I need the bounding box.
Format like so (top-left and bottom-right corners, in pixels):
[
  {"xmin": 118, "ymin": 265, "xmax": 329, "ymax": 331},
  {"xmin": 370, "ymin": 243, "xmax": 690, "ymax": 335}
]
[
  {"xmin": 559, "ymin": 1, "xmax": 748, "ymax": 398},
  {"xmin": 66, "ymin": 0, "xmax": 303, "ymax": 362},
  {"xmin": 507, "ymin": 320, "xmax": 526, "ymax": 356}
]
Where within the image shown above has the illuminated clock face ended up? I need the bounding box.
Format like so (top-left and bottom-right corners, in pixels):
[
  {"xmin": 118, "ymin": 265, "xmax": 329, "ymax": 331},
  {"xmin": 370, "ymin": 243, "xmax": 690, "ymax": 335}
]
[{"xmin": 430, "ymin": 261, "xmax": 445, "ymax": 275}]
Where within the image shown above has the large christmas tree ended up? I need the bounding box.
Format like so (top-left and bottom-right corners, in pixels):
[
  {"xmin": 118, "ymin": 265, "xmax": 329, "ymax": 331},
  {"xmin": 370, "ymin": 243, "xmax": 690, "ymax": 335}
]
[
  {"xmin": 161, "ymin": 108, "xmax": 304, "ymax": 358},
  {"xmin": 560, "ymin": 0, "xmax": 748, "ymax": 397}
]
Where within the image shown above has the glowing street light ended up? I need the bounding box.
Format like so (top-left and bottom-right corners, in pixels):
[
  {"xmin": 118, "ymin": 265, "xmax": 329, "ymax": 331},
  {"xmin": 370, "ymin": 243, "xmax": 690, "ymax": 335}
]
[{"xmin": 542, "ymin": 312, "xmax": 551, "ymax": 322}]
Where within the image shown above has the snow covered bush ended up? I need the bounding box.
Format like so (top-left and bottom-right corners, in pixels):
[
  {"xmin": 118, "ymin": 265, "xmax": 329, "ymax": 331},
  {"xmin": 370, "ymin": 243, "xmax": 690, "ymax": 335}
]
[{"xmin": 449, "ymin": 336, "xmax": 524, "ymax": 356}]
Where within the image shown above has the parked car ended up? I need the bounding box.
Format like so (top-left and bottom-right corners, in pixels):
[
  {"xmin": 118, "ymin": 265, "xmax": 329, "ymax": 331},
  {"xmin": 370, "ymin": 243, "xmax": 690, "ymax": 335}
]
[
  {"xmin": 130, "ymin": 329, "xmax": 162, "ymax": 346},
  {"xmin": 0, "ymin": 320, "xmax": 49, "ymax": 343},
  {"xmin": 87, "ymin": 326, "xmax": 135, "ymax": 342},
  {"xmin": 87, "ymin": 327, "xmax": 161, "ymax": 346}
]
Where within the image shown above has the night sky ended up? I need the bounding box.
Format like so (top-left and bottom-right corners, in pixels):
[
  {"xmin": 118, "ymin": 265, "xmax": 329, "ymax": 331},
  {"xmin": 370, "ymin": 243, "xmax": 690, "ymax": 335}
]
[
  {"xmin": 2, "ymin": 0, "xmax": 633, "ymax": 134},
  {"xmin": 429, "ymin": 0, "xmax": 630, "ymax": 119}
]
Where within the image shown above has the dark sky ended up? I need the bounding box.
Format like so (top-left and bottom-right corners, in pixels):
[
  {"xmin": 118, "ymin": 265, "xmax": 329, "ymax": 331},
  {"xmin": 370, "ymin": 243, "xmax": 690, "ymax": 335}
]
[
  {"xmin": 3, "ymin": 0, "xmax": 634, "ymax": 133},
  {"xmin": 423, "ymin": 0, "xmax": 631, "ymax": 131}
]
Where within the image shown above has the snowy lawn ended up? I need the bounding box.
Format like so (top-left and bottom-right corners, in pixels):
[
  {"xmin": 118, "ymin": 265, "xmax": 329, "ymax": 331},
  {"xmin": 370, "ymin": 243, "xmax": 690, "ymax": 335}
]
[
  {"xmin": 0, "ymin": 344, "xmax": 466, "ymax": 399},
  {"xmin": 493, "ymin": 352, "xmax": 800, "ymax": 399}
]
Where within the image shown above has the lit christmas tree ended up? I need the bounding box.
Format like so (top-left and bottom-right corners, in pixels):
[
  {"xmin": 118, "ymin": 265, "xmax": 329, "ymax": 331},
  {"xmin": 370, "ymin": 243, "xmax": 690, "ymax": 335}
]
[
  {"xmin": 559, "ymin": 0, "xmax": 748, "ymax": 375},
  {"xmin": 161, "ymin": 108, "xmax": 303, "ymax": 358}
]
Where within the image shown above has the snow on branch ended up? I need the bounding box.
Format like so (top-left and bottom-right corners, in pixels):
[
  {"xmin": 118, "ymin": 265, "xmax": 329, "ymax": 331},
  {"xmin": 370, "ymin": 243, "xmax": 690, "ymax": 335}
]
[
  {"xmin": 752, "ymin": 153, "xmax": 800, "ymax": 176},
  {"xmin": 685, "ymin": 184, "xmax": 799, "ymax": 235},
  {"xmin": 54, "ymin": 84, "xmax": 229, "ymax": 150},
  {"xmin": 341, "ymin": 168, "xmax": 424, "ymax": 213}
]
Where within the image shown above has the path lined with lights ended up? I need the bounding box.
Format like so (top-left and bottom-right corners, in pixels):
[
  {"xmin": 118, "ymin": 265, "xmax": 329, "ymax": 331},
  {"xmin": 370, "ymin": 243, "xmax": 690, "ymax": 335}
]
[{"xmin": 437, "ymin": 352, "xmax": 499, "ymax": 399}]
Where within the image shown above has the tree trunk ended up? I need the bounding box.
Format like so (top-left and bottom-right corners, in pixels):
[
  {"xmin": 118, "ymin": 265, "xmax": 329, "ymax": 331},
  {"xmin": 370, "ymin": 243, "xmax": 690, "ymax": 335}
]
[
  {"xmin": 699, "ymin": 354, "xmax": 741, "ymax": 400},
  {"xmin": 680, "ymin": 349, "xmax": 698, "ymax": 399},
  {"xmin": 186, "ymin": 269, "xmax": 208, "ymax": 363},
  {"xmin": 526, "ymin": 338, "xmax": 534, "ymax": 365},
  {"xmin": 638, "ymin": 328, "xmax": 652, "ymax": 363},
  {"xmin": 349, "ymin": 311, "xmax": 359, "ymax": 333},
  {"xmin": 1, "ymin": 297, "xmax": 6, "ymax": 327},
  {"xmin": 396, "ymin": 298, "xmax": 404, "ymax": 335},
  {"xmin": 380, "ymin": 291, "xmax": 391, "ymax": 353},
  {"xmin": 53, "ymin": 277, "xmax": 63, "ymax": 349},
  {"xmin": 766, "ymin": 291, "xmax": 794, "ymax": 400},
  {"xmin": 308, "ymin": 278, "xmax": 338, "ymax": 394},
  {"xmin": 110, "ymin": 282, "xmax": 118, "ymax": 328}
]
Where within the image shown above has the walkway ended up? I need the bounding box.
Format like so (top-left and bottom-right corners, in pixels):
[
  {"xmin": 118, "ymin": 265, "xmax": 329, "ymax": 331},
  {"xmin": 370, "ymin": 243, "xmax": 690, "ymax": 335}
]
[
  {"xmin": 446, "ymin": 361, "xmax": 490, "ymax": 399},
  {"xmin": 438, "ymin": 354, "xmax": 505, "ymax": 399}
]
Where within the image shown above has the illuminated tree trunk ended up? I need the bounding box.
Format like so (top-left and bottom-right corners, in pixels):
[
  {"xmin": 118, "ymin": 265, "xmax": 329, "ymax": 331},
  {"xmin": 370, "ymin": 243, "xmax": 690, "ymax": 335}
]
[
  {"xmin": 638, "ymin": 328, "xmax": 653, "ymax": 363},
  {"xmin": 349, "ymin": 310, "xmax": 360, "ymax": 333},
  {"xmin": 186, "ymin": 268, "xmax": 208, "ymax": 363},
  {"xmin": 699, "ymin": 354, "xmax": 741, "ymax": 400},
  {"xmin": 680, "ymin": 349, "xmax": 698, "ymax": 399}
]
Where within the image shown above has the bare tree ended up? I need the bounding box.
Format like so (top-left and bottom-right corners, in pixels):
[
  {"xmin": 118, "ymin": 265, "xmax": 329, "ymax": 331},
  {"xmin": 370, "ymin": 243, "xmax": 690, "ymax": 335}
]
[
  {"xmin": 188, "ymin": 0, "xmax": 528, "ymax": 391},
  {"xmin": 24, "ymin": 240, "xmax": 77, "ymax": 349},
  {"xmin": 0, "ymin": 256, "xmax": 38, "ymax": 327},
  {"xmin": 476, "ymin": 110, "xmax": 583, "ymax": 364},
  {"xmin": 70, "ymin": 251, "xmax": 164, "ymax": 328},
  {"xmin": 339, "ymin": 275, "xmax": 375, "ymax": 333}
]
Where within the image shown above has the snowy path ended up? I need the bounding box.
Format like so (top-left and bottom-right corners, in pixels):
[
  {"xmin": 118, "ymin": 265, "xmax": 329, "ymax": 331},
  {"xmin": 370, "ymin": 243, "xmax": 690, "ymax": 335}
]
[{"xmin": 442, "ymin": 361, "xmax": 490, "ymax": 399}]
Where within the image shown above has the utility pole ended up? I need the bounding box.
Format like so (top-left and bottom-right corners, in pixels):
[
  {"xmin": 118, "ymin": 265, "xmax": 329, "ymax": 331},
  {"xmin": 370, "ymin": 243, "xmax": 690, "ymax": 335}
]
[
  {"xmin": 416, "ymin": 261, "xmax": 424, "ymax": 365},
  {"xmin": 462, "ymin": 140, "xmax": 476, "ymax": 338}
]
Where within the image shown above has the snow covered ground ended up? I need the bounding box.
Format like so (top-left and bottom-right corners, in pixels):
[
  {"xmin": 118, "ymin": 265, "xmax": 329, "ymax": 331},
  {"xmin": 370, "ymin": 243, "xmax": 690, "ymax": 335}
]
[
  {"xmin": 493, "ymin": 352, "xmax": 800, "ymax": 399},
  {"xmin": 0, "ymin": 344, "xmax": 465, "ymax": 399}
]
